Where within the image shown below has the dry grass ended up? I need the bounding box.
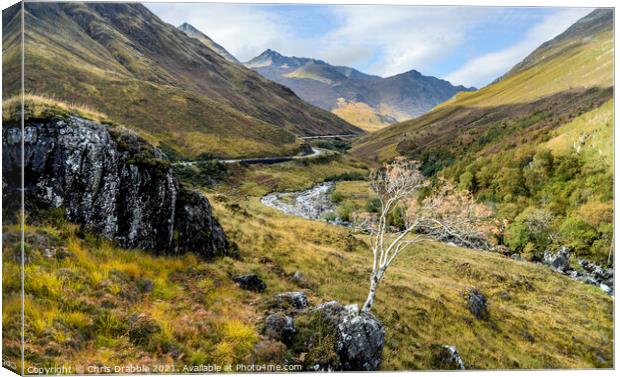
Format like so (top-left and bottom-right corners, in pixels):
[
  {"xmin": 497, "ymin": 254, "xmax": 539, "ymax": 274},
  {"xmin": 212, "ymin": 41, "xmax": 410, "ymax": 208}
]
[
  {"xmin": 3, "ymin": 94, "xmax": 107, "ymax": 123},
  {"xmin": 209, "ymin": 193, "xmax": 613, "ymax": 370},
  {"xmin": 332, "ymin": 99, "xmax": 391, "ymax": 132}
]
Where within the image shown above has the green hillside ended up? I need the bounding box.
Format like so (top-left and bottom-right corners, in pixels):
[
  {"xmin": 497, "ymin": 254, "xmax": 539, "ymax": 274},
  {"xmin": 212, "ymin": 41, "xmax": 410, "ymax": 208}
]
[
  {"xmin": 352, "ymin": 9, "xmax": 613, "ymax": 161},
  {"xmin": 352, "ymin": 9, "xmax": 613, "ymax": 265},
  {"xmin": 2, "ymin": 3, "xmax": 361, "ymax": 159}
]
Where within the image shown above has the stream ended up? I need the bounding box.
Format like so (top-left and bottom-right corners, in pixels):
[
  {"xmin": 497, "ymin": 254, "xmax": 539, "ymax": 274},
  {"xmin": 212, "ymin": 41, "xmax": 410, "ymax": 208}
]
[
  {"xmin": 261, "ymin": 182, "xmax": 613, "ymax": 296},
  {"xmin": 260, "ymin": 181, "xmax": 350, "ymax": 226}
]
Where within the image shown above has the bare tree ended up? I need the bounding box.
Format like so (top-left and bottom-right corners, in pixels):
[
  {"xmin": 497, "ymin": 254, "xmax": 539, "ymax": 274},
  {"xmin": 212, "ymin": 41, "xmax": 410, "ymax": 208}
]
[{"xmin": 361, "ymin": 158, "xmax": 490, "ymax": 313}]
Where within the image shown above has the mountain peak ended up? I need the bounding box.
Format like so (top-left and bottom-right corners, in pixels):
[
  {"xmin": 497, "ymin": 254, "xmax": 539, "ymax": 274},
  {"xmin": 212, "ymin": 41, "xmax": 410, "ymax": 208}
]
[
  {"xmin": 245, "ymin": 49, "xmax": 306, "ymax": 69},
  {"xmin": 177, "ymin": 22, "xmax": 240, "ymax": 64},
  {"xmin": 178, "ymin": 22, "xmax": 199, "ymax": 33}
]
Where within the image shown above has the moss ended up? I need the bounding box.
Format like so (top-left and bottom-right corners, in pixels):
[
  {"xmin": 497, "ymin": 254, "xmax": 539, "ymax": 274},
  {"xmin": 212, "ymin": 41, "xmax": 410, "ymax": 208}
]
[{"xmin": 292, "ymin": 311, "xmax": 341, "ymax": 370}]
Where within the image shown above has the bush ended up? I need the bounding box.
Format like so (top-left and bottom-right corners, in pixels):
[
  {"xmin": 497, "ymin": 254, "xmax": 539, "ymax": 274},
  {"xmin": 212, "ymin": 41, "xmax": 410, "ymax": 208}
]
[
  {"xmin": 336, "ymin": 201, "xmax": 356, "ymax": 222},
  {"xmin": 387, "ymin": 206, "xmax": 405, "ymax": 230},
  {"xmin": 365, "ymin": 198, "xmax": 381, "ymax": 213},
  {"xmin": 330, "ymin": 191, "xmax": 345, "ymax": 203},
  {"xmin": 559, "ymin": 217, "xmax": 598, "ymax": 255},
  {"xmin": 128, "ymin": 314, "xmax": 162, "ymax": 347},
  {"xmin": 505, "ymin": 222, "xmax": 529, "ymax": 252},
  {"xmin": 324, "ymin": 172, "xmax": 367, "ymax": 182},
  {"xmin": 504, "ymin": 207, "xmax": 553, "ymax": 254}
]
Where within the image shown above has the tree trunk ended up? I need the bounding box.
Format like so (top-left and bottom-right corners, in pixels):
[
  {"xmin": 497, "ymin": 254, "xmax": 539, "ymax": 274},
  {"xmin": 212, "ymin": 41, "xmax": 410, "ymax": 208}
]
[{"xmin": 362, "ymin": 275, "xmax": 379, "ymax": 313}]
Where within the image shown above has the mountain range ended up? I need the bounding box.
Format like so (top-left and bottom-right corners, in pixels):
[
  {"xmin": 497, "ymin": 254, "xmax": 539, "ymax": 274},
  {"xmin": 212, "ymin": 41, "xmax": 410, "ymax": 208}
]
[
  {"xmin": 2, "ymin": 2, "xmax": 362, "ymax": 159},
  {"xmin": 245, "ymin": 49, "xmax": 476, "ymax": 131}
]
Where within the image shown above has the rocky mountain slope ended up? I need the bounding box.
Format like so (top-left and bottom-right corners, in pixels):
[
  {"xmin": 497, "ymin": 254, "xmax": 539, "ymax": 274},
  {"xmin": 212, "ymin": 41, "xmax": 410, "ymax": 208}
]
[
  {"xmin": 245, "ymin": 49, "xmax": 475, "ymax": 131},
  {"xmin": 1, "ymin": 3, "xmax": 362, "ymax": 159},
  {"xmin": 2, "ymin": 99, "xmax": 228, "ymax": 258},
  {"xmin": 178, "ymin": 22, "xmax": 240, "ymax": 64}
]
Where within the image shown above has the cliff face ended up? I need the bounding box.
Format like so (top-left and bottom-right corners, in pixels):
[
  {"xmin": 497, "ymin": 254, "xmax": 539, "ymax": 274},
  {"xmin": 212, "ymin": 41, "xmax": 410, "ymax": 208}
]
[{"xmin": 2, "ymin": 115, "xmax": 228, "ymax": 258}]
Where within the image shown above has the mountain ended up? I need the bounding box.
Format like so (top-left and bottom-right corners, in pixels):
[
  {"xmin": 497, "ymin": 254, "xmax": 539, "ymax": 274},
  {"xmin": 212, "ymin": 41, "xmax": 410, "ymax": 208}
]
[
  {"xmin": 245, "ymin": 50, "xmax": 475, "ymax": 131},
  {"xmin": 177, "ymin": 22, "xmax": 240, "ymax": 64},
  {"xmin": 2, "ymin": 3, "xmax": 362, "ymax": 159},
  {"xmin": 352, "ymin": 8, "xmax": 613, "ymax": 265},
  {"xmin": 352, "ymin": 8, "xmax": 613, "ymax": 161}
]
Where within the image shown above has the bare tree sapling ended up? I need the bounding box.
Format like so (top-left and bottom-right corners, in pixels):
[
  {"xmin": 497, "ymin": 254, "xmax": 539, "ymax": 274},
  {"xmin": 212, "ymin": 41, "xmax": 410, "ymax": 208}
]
[{"xmin": 361, "ymin": 158, "xmax": 490, "ymax": 313}]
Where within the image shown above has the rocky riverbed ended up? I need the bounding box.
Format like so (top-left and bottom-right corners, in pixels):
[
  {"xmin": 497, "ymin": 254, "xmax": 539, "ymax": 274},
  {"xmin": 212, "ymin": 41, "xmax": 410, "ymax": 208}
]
[{"xmin": 261, "ymin": 182, "xmax": 350, "ymax": 226}]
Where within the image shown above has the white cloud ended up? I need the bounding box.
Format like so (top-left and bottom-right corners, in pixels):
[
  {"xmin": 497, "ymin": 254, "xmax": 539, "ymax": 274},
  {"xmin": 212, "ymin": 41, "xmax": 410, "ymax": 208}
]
[
  {"xmin": 322, "ymin": 6, "xmax": 474, "ymax": 76},
  {"xmin": 146, "ymin": 4, "xmax": 594, "ymax": 87},
  {"xmin": 146, "ymin": 3, "xmax": 289, "ymax": 62},
  {"xmin": 444, "ymin": 8, "xmax": 593, "ymax": 88}
]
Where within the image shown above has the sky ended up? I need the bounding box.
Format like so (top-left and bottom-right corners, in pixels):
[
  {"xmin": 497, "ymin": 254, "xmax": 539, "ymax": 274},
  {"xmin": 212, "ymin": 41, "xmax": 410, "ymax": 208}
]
[{"xmin": 146, "ymin": 3, "xmax": 593, "ymax": 88}]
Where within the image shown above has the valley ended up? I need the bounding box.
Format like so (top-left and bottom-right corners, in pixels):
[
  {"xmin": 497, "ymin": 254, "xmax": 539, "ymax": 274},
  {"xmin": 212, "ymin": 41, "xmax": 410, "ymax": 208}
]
[{"xmin": 1, "ymin": 2, "xmax": 615, "ymax": 374}]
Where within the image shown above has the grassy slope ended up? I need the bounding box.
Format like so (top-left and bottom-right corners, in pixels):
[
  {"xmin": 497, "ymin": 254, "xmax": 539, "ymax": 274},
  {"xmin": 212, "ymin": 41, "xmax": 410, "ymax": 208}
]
[
  {"xmin": 332, "ymin": 99, "xmax": 392, "ymax": 132},
  {"xmin": 3, "ymin": 169, "xmax": 613, "ymax": 370},
  {"xmin": 352, "ymin": 10, "xmax": 613, "ymax": 161},
  {"xmin": 349, "ymin": 9, "xmax": 614, "ymax": 264},
  {"xmin": 544, "ymin": 99, "xmax": 613, "ymax": 170},
  {"xmin": 2, "ymin": 116, "xmax": 612, "ymax": 368},
  {"xmin": 2, "ymin": 3, "xmax": 361, "ymax": 159}
]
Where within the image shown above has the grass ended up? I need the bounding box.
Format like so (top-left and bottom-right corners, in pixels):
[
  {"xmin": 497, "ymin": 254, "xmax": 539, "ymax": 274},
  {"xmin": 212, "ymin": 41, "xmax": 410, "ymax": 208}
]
[
  {"xmin": 332, "ymin": 98, "xmax": 392, "ymax": 132},
  {"xmin": 3, "ymin": 2, "xmax": 359, "ymax": 159},
  {"xmin": 544, "ymin": 99, "xmax": 613, "ymax": 171},
  {"xmin": 2, "ymin": 224, "xmax": 261, "ymax": 371},
  {"xmin": 4, "ymin": 156, "xmax": 613, "ymax": 370},
  {"xmin": 208, "ymin": 192, "xmax": 613, "ymax": 370},
  {"xmin": 216, "ymin": 154, "xmax": 372, "ymax": 197},
  {"xmin": 2, "ymin": 94, "xmax": 107, "ymax": 123}
]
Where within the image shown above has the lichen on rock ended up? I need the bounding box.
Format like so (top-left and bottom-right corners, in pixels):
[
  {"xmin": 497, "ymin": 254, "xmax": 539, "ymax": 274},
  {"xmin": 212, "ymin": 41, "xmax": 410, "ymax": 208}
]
[{"xmin": 2, "ymin": 115, "xmax": 228, "ymax": 259}]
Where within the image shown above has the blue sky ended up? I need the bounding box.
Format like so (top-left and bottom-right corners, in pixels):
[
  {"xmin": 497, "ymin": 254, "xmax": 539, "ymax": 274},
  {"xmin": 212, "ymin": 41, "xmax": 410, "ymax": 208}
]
[{"xmin": 146, "ymin": 3, "xmax": 593, "ymax": 87}]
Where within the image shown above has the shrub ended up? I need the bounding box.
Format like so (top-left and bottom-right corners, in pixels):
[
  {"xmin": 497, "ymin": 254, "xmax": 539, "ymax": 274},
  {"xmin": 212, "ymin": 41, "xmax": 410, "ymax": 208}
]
[
  {"xmin": 365, "ymin": 197, "xmax": 381, "ymax": 213},
  {"xmin": 330, "ymin": 191, "xmax": 345, "ymax": 203},
  {"xmin": 504, "ymin": 207, "xmax": 553, "ymax": 253},
  {"xmin": 128, "ymin": 314, "xmax": 162, "ymax": 347},
  {"xmin": 505, "ymin": 222, "xmax": 529, "ymax": 252},
  {"xmin": 336, "ymin": 201, "xmax": 356, "ymax": 222},
  {"xmin": 559, "ymin": 217, "xmax": 598, "ymax": 255},
  {"xmin": 458, "ymin": 171, "xmax": 474, "ymax": 191}
]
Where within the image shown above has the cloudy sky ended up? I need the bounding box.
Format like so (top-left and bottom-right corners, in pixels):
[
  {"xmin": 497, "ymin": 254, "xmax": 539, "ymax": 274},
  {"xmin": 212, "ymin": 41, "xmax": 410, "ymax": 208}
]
[{"xmin": 146, "ymin": 4, "xmax": 593, "ymax": 88}]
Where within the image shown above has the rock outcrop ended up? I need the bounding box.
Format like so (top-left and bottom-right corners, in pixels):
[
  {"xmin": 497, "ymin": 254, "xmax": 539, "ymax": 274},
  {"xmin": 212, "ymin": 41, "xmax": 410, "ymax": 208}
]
[
  {"xmin": 2, "ymin": 115, "xmax": 228, "ymax": 258},
  {"xmin": 234, "ymin": 274, "xmax": 267, "ymax": 292},
  {"xmin": 263, "ymin": 313, "xmax": 296, "ymax": 345},
  {"xmin": 261, "ymin": 296, "xmax": 385, "ymax": 371},
  {"xmin": 430, "ymin": 344, "xmax": 465, "ymax": 370},
  {"xmin": 464, "ymin": 288, "xmax": 488, "ymax": 320}
]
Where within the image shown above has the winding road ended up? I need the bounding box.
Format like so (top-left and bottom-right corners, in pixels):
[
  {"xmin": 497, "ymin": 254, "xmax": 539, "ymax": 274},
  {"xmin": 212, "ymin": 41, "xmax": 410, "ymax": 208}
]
[{"xmin": 173, "ymin": 147, "xmax": 323, "ymax": 166}]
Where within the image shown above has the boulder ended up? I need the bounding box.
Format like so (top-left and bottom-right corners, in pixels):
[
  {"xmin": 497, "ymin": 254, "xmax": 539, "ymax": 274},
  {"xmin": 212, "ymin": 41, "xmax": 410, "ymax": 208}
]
[
  {"xmin": 272, "ymin": 292, "xmax": 309, "ymax": 310},
  {"xmin": 430, "ymin": 344, "xmax": 465, "ymax": 370},
  {"xmin": 234, "ymin": 274, "xmax": 266, "ymax": 292},
  {"xmin": 303, "ymin": 301, "xmax": 385, "ymax": 371},
  {"xmin": 543, "ymin": 247, "xmax": 571, "ymax": 272},
  {"xmin": 335, "ymin": 310, "xmax": 385, "ymax": 371},
  {"xmin": 263, "ymin": 313, "xmax": 296, "ymax": 345},
  {"xmin": 2, "ymin": 116, "xmax": 228, "ymax": 258},
  {"xmin": 465, "ymin": 288, "xmax": 488, "ymax": 320}
]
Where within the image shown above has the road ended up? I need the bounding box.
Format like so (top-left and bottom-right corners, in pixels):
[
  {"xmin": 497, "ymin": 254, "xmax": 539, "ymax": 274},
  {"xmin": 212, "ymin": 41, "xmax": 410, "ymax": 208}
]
[
  {"xmin": 299, "ymin": 134, "xmax": 357, "ymax": 140},
  {"xmin": 173, "ymin": 147, "xmax": 323, "ymax": 166}
]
